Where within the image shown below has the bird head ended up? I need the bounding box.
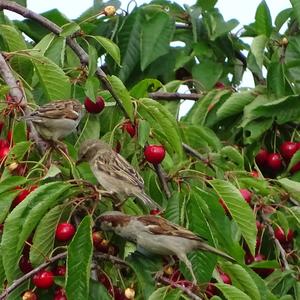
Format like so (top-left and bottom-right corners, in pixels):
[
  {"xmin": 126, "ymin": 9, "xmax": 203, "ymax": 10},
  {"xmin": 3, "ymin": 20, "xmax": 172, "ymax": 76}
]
[{"xmin": 77, "ymin": 139, "xmax": 110, "ymax": 164}]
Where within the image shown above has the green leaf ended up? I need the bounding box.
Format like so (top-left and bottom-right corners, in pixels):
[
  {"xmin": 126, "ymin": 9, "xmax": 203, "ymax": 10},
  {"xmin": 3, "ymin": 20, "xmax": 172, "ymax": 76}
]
[
  {"xmin": 60, "ymin": 22, "xmax": 81, "ymax": 37},
  {"xmin": 88, "ymin": 44, "xmax": 98, "ymax": 77},
  {"xmin": 31, "ymin": 54, "xmax": 71, "ymax": 100},
  {"xmin": 130, "ymin": 78, "xmax": 163, "ymax": 98},
  {"xmin": 137, "ymin": 119, "xmax": 150, "ymax": 147},
  {"xmin": 255, "ymin": 1, "xmax": 272, "ymax": 37},
  {"xmin": 192, "ymin": 61, "xmax": 223, "ymax": 90},
  {"xmin": 126, "ymin": 252, "xmax": 161, "ymax": 299},
  {"xmin": 66, "ymin": 216, "xmax": 93, "ymax": 300},
  {"xmin": 1, "ymin": 182, "xmax": 72, "ymax": 283},
  {"xmin": 85, "ymin": 77, "xmax": 100, "ymax": 101},
  {"xmin": 107, "ymin": 75, "xmax": 134, "ymax": 121},
  {"xmin": 0, "ymin": 255, "xmax": 5, "ymax": 293},
  {"xmin": 118, "ymin": 10, "xmax": 142, "ymax": 82},
  {"xmin": 149, "ymin": 286, "xmax": 183, "ymax": 300},
  {"xmin": 92, "ymin": 36, "xmax": 121, "ymax": 66},
  {"xmin": 217, "ymin": 91, "xmax": 256, "ymax": 120},
  {"xmin": 249, "ymin": 35, "xmax": 268, "ymax": 72},
  {"xmin": 197, "ymin": 0, "xmax": 217, "ymax": 10},
  {"xmin": 33, "ymin": 33, "xmax": 56, "ymax": 55},
  {"xmin": 0, "ymin": 190, "xmax": 20, "ymax": 224},
  {"xmin": 275, "ymin": 9, "xmax": 292, "ymax": 31},
  {"xmin": 6, "ymin": 141, "xmax": 32, "ymax": 164},
  {"xmin": 220, "ymin": 146, "xmax": 244, "ymax": 169},
  {"xmin": 0, "ymin": 25, "xmax": 27, "ymax": 51},
  {"xmin": 186, "ymin": 191, "xmax": 217, "ymax": 282},
  {"xmin": 77, "ymin": 115, "xmax": 100, "ymax": 147},
  {"xmin": 290, "ymin": 0, "xmax": 300, "ymax": 25},
  {"xmin": 209, "ymin": 180, "xmax": 257, "ymax": 255},
  {"xmin": 278, "ymin": 178, "xmax": 300, "ymax": 201},
  {"xmin": 30, "ymin": 205, "xmax": 64, "ymax": 266},
  {"xmin": 139, "ymin": 98, "xmax": 184, "ymax": 160},
  {"xmin": 267, "ymin": 63, "xmax": 286, "ymax": 98},
  {"xmin": 89, "ymin": 280, "xmax": 111, "ymax": 300},
  {"xmin": 140, "ymin": 12, "xmax": 174, "ymax": 70},
  {"xmin": 215, "ymin": 283, "xmax": 252, "ymax": 300},
  {"xmin": 253, "ymin": 95, "xmax": 300, "ymax": 124},
  {"xmin": 221, "ymin": 263, "xmax": 261, "ymax": 300},
  {"xmin": 0, "ymin": 176, "xmax": 27, "ymax": 194}
]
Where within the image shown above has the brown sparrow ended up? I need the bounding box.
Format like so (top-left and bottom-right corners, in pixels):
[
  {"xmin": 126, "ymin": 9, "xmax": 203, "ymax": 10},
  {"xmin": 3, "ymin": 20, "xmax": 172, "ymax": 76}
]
[
  {"xmin": 99, "ymin": 211, "xmax": 235, "ymax": 283},
  {"xmin": 77, "ymin": 139, "xmax": 161, "ymax": 209},
  {"xmin": 24, "ymin": 99, "xmax": 83, "ymax": 142}
]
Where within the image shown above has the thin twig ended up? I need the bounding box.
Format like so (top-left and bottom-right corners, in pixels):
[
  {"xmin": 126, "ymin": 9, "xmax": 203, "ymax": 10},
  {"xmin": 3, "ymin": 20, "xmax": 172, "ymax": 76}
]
[
  {"xmin": 154, "ymin": 164, "xmax": 171, "ymax": 198},
  {"xmin": 182, "ymin": 143, "xmax": 206, "ymax": 162},
  {"xmin": 0, "ymin": 252, "xmax": 66, "ymax": 300},
  {"xmin": 0, "ymin": 0, "xmax": 129, "ymax": 119},
  {"xmin": 148, "ymin": 92, "xmax": 203, "ymax": 101},
  {"xmin": 157, "ymin": 276, "xmax": 202, "ymax": 300},
  {"xmin": 261, "ymin": 212, "xmax": 290, "ymax": 270},
  {"xmin": 93, "ymin": 253, "xmax": 129, "ymax": 266}
]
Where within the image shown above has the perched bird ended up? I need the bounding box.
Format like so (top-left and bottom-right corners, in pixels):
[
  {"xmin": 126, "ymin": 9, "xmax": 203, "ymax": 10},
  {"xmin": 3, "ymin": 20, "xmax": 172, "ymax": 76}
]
[
  {"xmin": 99, "ymin": 211, "xmax": 235, "ymax": 284},
  {"xmin": 24, "ymin": 99, "xmax": 83, "ymax": 142},
  {"xmin": 78, "ymin": 139, "xmax": 161, "ymax": 209}
]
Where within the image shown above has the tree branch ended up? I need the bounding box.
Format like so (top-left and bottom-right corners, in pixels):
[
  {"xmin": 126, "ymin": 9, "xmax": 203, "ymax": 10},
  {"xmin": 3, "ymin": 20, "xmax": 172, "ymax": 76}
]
[
  {"xmin": 157, "ymin": 276, "xmax": 202, "ymax": 300},
  {"xmin": 0, "ymin": 0, "xmax": 129, "ymax": 119},
  {"xmin": 261, "ymin": 212, "xmax": 290, "ymax": 270},
  {"xmin": 148, "ymin": 92, "xmax": 203, "ymax": 101},
  {"xmin": 182, "ymin": 143, "xmax": 206, "ymax": 162},
  {"xmin": 0, "ymin": 252, "xmax": 67, "ymax": 300},
  {"xmin": 153, "ymin": 164, "xmax": 171, "ymax": 199}
]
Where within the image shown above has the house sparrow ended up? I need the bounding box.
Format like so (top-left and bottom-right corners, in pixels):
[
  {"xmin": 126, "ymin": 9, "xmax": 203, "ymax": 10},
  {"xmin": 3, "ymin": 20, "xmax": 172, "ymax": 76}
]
[
  {"xmin": 98, "ymin": 211, "xmax": 235, "ymax": 283},
  {"xmin": 78, "ymin": 139, "xmax": 161, "ymax": 209},
  {"xmin": 24, "ymin": 99, "xmax": 83, "ymax": 142}
]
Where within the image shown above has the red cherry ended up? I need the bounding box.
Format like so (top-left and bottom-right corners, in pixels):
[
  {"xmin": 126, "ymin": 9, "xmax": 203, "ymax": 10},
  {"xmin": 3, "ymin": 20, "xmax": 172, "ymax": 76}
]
[
  {"xmin": 274, "ymin": 227, "xmax": 286, "ymax": 243},
  {"xmin": 0, "ymin": 139, "xmax": 9, "ymax": 149},
  {"xmin": 122, "ymin": 120, "xmax": 136, "ymax": 137},
  {"xmin": 280, "ymin": 141, "xmax": 298, "ymax": 160},
  {"xmin": 7, "ymin": 130, "xmax": 13, "ymax": 144},
  {"xmin": 55, "ymin": 223, "xmax": 76, "ymax": 241},
  {"xmin": 108, "ymin": 286, "xmax": 126, "ymax": 300},
  {"xmin": 220, "ymin": 273, "xmax": 231, "ymax": 284},
  {"xmin": 256, "ymin": 221, "xmax": 264, "ymax": 231},
  {"xmin": 239, "ymin": 189, "xmax": 252, "ymax": 203},
  {"xmin": 32, "ymin": 269, "xmax": 54, "ymax": 289},
  {"xmin": 0, "ymin": 146, "xmax": 10, "ymax": 161},
  {"xmin": 144, "ymin": 145, "xmax": 166, "ymax": 164},
  {"xmin": 267, "ymin": 153, "xmax": 282, "ymax": 171},
  {"xmin": 98, "ymin": 272, "xmax": 111, "ymax": 289},
  {"xmin": 22, "ymin": 290, "xmax": 37, "ymax": 300},
  {"xmin": 251, "ymin": 254, "xmax": 274, "ymax": 278},
  {"xmin": 5, "ymin": 94, "xmax": 12, "ymax": 103},
  {"xmin": 19, "ymin": 255, "xmax": 33, "ymax": 273},
  {"xmin": 245, "ymin": 253, "xmax": 254, "ymax": 265},
  {"xmin": 291, "ymin": 161, "xmax": 300, "ymax": 174},
  {"xmin": 54, "ymin": 265, "xmax": 66, "ymax": 276},
  {"xmin": 108, "ymin": 244, "xmax": 119, "ymax": 256},
  {"xmin": 255, "ymin": 149, "xmax": 269, "ymax": 167},
  {"xmin": 92, "ymin": 232, "xmax": 103, "ymax": 248},
  {"xmin": 96, "ymin": 239, "xmax": 109, "ymax": 253},
  {"xmin": 84, "ymin": 96, "xmax": 105, "ymax": 114},
  {"xmin": 150, "ymin": 209, "xmax": 161, "ymax": 215},
  {"xmin": 215, "ymin": 82, "xmax": 225, "ymax": 89},
  {"xmin": 12, "ymin": 186, "xmax": 37, "ymax": 207},
  {"xmin": 54, "ymin": 288, "xmax": 67, "ymax": 300},
  {"xmin": 286, "ymin": 229, "xmax": 294, "ymax": 242},
  {"xmin": 250, "ymin": 170, "xmax": 259, "ymax": 177},
  {"xmin": 205, "ymin": 282, "xmax": 218, "ymax": 298}
]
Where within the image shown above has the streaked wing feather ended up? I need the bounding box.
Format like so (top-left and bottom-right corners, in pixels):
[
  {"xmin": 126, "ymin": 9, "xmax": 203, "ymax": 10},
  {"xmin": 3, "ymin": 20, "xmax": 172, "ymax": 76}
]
[
  {"xmin": 96, "ymin": 150, "xmax": 144, "ymax": 189},
  {"xmin": 138, "ymin": 216, "xmax": 203, "ymax": 242}
]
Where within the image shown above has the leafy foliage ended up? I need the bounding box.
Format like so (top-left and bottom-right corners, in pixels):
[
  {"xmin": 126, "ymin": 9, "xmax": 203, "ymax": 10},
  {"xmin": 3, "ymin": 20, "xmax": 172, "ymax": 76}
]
[{"xmin": 0, "ymin": 0, "xmax": 299, "ymax": 299}]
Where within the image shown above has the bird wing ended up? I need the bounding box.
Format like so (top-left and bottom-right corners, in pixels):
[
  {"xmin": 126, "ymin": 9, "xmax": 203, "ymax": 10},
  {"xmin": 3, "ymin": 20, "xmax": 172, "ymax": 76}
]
[
  {"xmin": 29, "ymin": 100, "xmax": 81, "ymax": 121},
  {"xmin": 137, "ymin": 215, "xmax": 203, "ymax": 242},
  {"xmin": 96, "ymin": 150, "xmax": 144, "ymax": 189}
]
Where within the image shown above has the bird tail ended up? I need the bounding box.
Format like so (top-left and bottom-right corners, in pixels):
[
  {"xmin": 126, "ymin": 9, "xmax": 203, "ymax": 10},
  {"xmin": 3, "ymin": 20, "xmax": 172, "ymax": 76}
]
[
  {"xmin": 198, "ymin": 242, "xmax": 236, "ymax": 263},
  {"xmin": 135, "ymin": 191, "xmax": 162, "ymax": 210}
]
